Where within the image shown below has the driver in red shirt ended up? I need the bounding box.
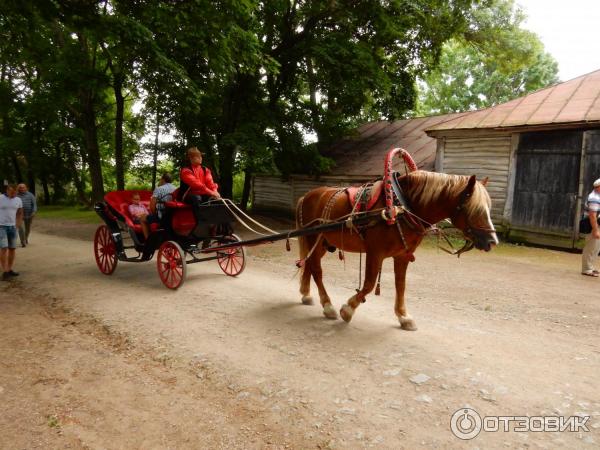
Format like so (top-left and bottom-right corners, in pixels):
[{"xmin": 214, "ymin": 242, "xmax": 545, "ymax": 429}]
[
  {"xmin": 180, "ymin": 147, "xmax": 220, "ymax": 202},
  {"xmin": 180, "ymin": 146, "xmax": 221, "ymax": 238}
]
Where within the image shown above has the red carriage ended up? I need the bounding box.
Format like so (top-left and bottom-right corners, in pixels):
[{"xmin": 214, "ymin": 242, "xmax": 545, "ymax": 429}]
[{"xmin": 93, "ymin": 190, "xmax": 245, "ymax": 289}]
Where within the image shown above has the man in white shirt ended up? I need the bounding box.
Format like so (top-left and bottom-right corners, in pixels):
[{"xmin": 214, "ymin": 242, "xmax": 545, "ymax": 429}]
[
  {"xmin": 581, "ymin": 178, "xmax": 600, "ymax": 277},
  {"xmin": 0, "ymin": 184, "xmax": 23, "ymax": 281}
]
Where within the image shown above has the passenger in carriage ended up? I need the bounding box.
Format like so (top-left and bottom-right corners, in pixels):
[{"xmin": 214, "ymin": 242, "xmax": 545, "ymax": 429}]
[
  {"xmin": 128, "ymin": 193, "xmax": 151, "ymax": 239},
  {"xmin": 142, "ymin": 172, "xmax": 176, "ymax": 230},
  {"xmin": 179, "ymin": 147, "xmax": 221, "ymax": 233}
]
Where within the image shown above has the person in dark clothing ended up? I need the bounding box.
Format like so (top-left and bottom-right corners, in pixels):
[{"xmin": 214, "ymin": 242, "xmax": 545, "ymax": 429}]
[{"xmin": 17, "ymin": 183, "xmax": 37, "ymax": 247}]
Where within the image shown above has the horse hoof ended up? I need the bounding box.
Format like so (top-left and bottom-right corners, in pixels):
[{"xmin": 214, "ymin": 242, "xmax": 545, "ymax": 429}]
[
  {"xmin": 399, "ymin": 315, "xmax": 417, "ymax": 331},
  {"xmin": 301, "ymin": 295, "xmax": 314, "ymax": 305},
  {"xmin": 340, "ymin": 304, "xmax": 354, "ymax": 323},
  {"xmin": 322, "ymin": 303, "xmax": 338, "ymax": 320}
]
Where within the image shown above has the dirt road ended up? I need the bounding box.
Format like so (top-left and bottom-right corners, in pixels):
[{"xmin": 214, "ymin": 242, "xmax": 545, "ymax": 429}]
[{"xmin": 1, "ymin": 218, "xmax": 599, "ymax": 449}]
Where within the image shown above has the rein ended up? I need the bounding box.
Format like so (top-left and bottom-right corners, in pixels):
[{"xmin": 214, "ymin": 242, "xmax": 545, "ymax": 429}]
[{"xmin": 433, "ymin": 182, "xmax": 497, "ymax": 257}]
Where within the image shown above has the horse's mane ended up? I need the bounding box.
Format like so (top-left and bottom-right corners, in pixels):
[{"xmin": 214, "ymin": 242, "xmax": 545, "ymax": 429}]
[{"xmin": 403, "ymin": 171, "xmax": 491, "ymax": 217}]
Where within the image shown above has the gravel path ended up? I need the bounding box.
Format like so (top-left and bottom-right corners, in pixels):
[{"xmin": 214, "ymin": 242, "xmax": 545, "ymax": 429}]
[{"xmin": 1, "ymin": 218, "xmax": 599, "ymax": 448}]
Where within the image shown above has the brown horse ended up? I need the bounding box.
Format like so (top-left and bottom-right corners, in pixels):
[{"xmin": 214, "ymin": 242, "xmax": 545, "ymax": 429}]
[{"xmin": 295, "ymin": 170, "xmax": 498, "ymax": 330}]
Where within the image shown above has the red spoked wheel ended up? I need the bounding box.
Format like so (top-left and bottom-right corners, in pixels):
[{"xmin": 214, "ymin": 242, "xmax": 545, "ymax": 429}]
[
  {"xmin": 94, "ymin": 225, "xmax": 118, "ymax": 275},
  {"xmin": 217, "ymin": 234, "xmax": 246, "ymax": 277},
  {"xmin": 157, "ymin": 241, "xmax": 187, "ymax": 289}
]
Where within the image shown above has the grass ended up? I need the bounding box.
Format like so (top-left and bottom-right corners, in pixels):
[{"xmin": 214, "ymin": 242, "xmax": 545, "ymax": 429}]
[{"xmin": 37, "ymin": 205, "xmax": 100, "ymax": 224}]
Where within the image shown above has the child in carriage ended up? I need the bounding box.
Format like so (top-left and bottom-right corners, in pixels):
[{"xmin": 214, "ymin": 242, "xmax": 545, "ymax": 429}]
[{"xmin": 128, "ymin": 193, "xmax": 151, "ymax": 239}]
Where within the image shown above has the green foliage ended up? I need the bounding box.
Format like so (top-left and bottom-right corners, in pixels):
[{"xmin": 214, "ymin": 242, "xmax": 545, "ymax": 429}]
[
  {"xmin": 2, "ymin": 0, "xmax": 503, "ymax": 206},
  {"xmin": 37, "ymin": 205, "xmax": 99, "ymax": 223},
  {"xmin": 274, "ymin": 143, "xmax": 335, "ymax": 178},
  {"xmin": 232, "ymin": 172, "xmax": 245, "ymax": 203},
  {"xmin": 128, "ymin": 157, "xmax": 178, "ymax": 189},
  {"xmin": 417, "ymin": 0, "xmax": 560, "ymax": 114}
]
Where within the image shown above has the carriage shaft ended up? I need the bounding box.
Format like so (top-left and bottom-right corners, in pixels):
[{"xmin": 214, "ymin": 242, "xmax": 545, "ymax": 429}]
[{"xmin": 201, "ymin": 210, "xmax": 383, "ymax": 253}]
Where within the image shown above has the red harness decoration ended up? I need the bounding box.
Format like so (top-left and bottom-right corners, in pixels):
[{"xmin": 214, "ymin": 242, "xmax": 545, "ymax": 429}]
[
  {"xmin": 383, "ymin": 148, "xmax": 418, "ymax": 224},
  {"xmin": 347, "ymin": 180, "xmax": 383, "ymax": 212}
]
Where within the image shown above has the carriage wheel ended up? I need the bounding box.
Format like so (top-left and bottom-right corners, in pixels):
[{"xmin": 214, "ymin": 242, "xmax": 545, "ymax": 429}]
[
  {"xmin": 94, "ymin": 225, "xmax": 118, "ymax": 275},
  {"xmin": 217, "ymin": 234, "xmax": 246, "ymax": 277},
  {"xmin": 157, "ymin": 241, "xmax": 187, "ymax": 289}
]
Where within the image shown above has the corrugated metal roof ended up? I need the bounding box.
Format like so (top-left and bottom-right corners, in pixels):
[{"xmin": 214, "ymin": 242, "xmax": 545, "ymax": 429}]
[
  {"xmin": 426, "ymin": 69, "xmax": 600, "ymax": 132},
  {"xmin": 324, "ymin": 112, "xmax": 466, "ymax": 175}
]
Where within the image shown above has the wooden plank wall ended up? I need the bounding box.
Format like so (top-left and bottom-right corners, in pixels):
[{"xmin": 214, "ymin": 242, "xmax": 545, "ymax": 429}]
[
  {"xmin": 442, "ymin": 136, "xmax": 512, "ymax": 222},
  {"xmin": 256, "ymin": 134, "xmax": 512, "ymax": 219},
  {"xmin": 253, "ymin": 176, "xmax": 293, "ymax": 213},
  {"xmin": 253, "ymin": 175, "xmax": 369, "ymax": 215}
]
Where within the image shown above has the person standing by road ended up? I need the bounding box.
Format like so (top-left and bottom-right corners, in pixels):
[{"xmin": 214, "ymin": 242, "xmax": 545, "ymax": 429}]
[
  {"xmin": 581, "ymin": 178, "xmax": 600, "ymax": 277},
  {"xmin": 0, "ymin": 184, "xmax": 23, "ymax": 281},
  {"xmin": 17, "ymin": 183, "xmax": 37, "ymax": 247}
]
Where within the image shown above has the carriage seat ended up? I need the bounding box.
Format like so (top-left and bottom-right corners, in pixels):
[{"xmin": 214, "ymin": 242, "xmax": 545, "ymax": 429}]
[
  {"xmin": 346, "ymin": 180, "xmax": 383, "ymax": 212},
  {"xmin": 164, "ymin": 200, "xmax": 191, "ymax": 209},
  {"xmin": 103, "ymin": 191, "xmax": 159, "ymax": 235},
  {"xmin": 163, "ymin": 188, "xmax": 191, "ymax": 210}
]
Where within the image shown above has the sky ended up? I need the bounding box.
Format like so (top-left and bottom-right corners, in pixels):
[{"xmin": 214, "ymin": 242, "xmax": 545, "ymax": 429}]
[{"xmin": 517, "ymin": 0, "xmax": 600, "ymax": 81}]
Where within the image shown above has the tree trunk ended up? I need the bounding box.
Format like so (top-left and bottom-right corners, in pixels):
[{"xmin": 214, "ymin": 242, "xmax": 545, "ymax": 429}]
[
  {"xmin": 114, "ymin": 73, "xmax": 125, "ymax": 190},
  {"xmin": 2, "ymin": 70, "xmax": 21, "ymax": 183},
  {"xmin": 217, "ymin": 76, "xmax": 248, "ymax": 200},
  {"xmin": 10, "ymin": 153, "xmax": 22, "ymax": 183},
  {"xmin": 40, "ymin": 170, "xmax": 50, "ymax": 205},
  {"xmin": 200, "ymin": 125, "xmax": 216, "ymax": 176},
  {"xmin": 306, "ymin": 57, "xmax": 327, "ymax": 152},
  {"xmin": 52, "ymin": 142, "xmax": 66, "ymax": 202},
  {"xmin": 66, "ymin": 145, "xmax": 89, "ymax": 206},
  {"xmin": 241, "ymin": 168, "xmax": 252, "ymax": 210},
  {"xmin": 81, "ymin": 95, "xmax": 105, "ymax": 202},
  {"xmin": 218, "ymin": 144, "xmax": 234, "ymax": 199},
  {"xmin": 26, "ymin": 121, "xmax": 43, "ymax": 195},
  {"xmin": 27, "ymin": 167, "xmax": 36, "ymax": 196},
  {"xmin": 152, "ymin": 107, "xmax": 159, "ymax": 190}
]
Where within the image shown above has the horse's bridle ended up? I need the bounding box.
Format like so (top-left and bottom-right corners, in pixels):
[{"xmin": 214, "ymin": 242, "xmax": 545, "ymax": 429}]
[
  {"xmin": 444, "ymin": 186, "xmax": 496, "ymax": 256},
  {"xmin": 382, "ymin": 148, "xmax": 495, "ymax": 257}
]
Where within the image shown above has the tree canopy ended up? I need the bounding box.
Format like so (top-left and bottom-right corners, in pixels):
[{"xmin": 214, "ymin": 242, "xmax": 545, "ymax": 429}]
[
  {"xmin": 0, "ymin": 0, "xmax": 560, "ymax": 207},
  {"xmin": 417, "ymin": 0, "xmax": 559, "ymax": 115}
]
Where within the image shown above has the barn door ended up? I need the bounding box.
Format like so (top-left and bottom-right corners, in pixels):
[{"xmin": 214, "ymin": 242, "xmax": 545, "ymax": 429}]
[
  {"xmin": 583, "ymin": 130, "xmax": 600, "ymax": 194},
  {"xmin": 511, "ymin": 131, "xmax": 582, "ymax": 233}
]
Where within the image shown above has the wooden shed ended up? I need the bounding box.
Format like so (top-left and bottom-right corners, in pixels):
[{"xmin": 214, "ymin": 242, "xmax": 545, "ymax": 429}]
[
  {"xmin": 426, "ymin": 69, "xmax": 600, "ymax": 248},
  {"xmin": 253, "ymin": 112, "xmax": 466, "ymax": 215}
]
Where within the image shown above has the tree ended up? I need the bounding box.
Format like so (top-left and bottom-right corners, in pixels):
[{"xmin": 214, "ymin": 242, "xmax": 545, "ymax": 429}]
[
  {"xmin": 417, "ymin": 0, "xmax": 559, "ymax": 115},
  {"xmin": 143, "ymin": 0, "xmax": 480, "ymax": 200},
  {"xmin": 2, "ymin": 0, "xmax": 501, "ymax": 207}
]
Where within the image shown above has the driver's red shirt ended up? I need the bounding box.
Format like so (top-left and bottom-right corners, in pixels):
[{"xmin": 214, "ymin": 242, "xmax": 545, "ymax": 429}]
[{"xmin": 180, "ymin": 165, "xmax": 219, "ymax": 196}]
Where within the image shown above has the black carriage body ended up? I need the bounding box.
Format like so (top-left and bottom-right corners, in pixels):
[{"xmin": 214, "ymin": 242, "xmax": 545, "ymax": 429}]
[{"xmin": 161, "ymin": 200, "xmax": 236, "ymax": 246}]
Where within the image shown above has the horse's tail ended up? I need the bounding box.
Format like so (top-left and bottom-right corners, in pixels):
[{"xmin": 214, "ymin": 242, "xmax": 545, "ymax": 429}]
[{"xmin": 296, "ymin": 196, "xmax": 309, "ymax": 274}]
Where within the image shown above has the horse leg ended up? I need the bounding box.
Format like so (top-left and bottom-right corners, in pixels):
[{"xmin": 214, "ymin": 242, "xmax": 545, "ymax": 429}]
[
  {"xmin": 298, "ymin": 233, "xmax": 315, "ymax": 305},
  {"xmin": 393, "ymin": 256, "xmax": 417, "ymax": 331},
  {"xmin": 308, "ymin": 245, "xmax": 338, "ymax": 320},
  {"xmin": 299, "ymin": 264, "xmax": 313, "ymax": 305},
  {"xmin": 340, "ymin": 253, "xmax": 382, "ymax": 323},
  {"xmin": 299, "ymin": 236, "xmax": 336, "ymax": 318}
]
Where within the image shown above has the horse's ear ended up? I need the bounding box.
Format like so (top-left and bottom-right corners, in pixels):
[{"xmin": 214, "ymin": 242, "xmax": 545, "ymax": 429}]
[
  {"xmin": 466, "ymin": 175, "xmax": 477, "ymax": 194},
  {"xmin": 480, "ymin": 176, "xmax": 489, "ymax": 187}
]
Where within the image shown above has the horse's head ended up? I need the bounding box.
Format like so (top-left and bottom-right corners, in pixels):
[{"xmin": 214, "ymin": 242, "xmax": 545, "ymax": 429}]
[{"xmin": 449, "ymin": 175, "xmax": 499, "ymax": 252}]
